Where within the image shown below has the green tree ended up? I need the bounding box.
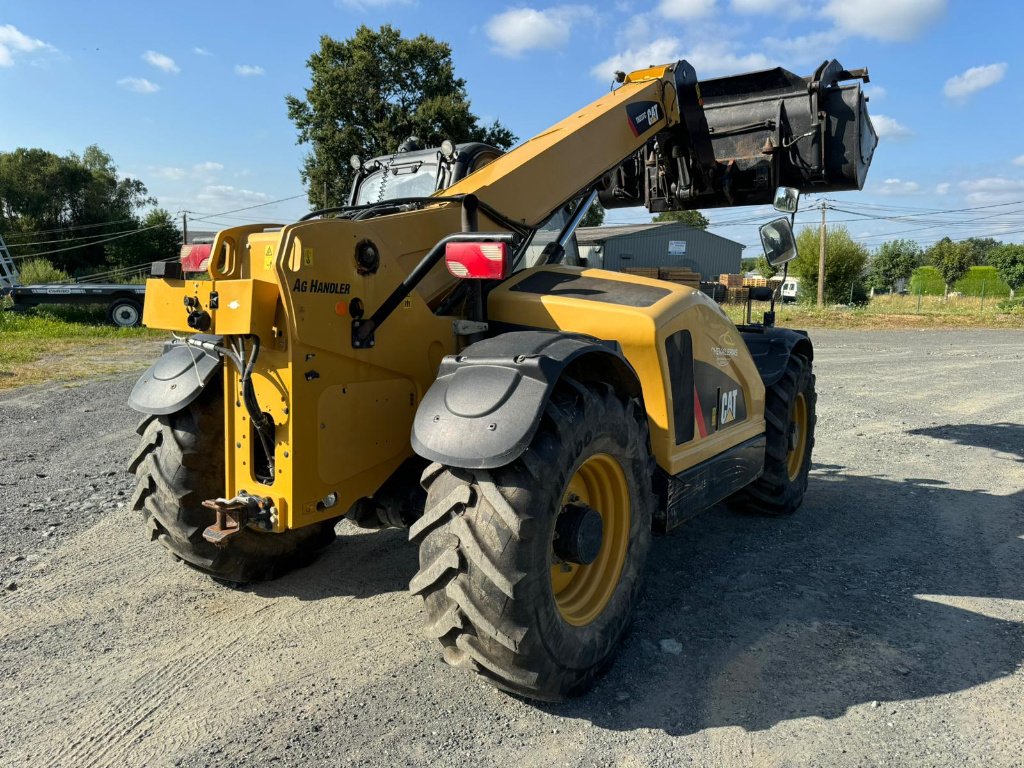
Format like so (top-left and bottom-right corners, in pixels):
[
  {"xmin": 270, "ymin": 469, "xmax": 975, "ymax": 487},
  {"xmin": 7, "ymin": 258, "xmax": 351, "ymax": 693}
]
[
  {"xmin": 962, "ymin": 236, "xmax": 1001, "ymax": 265},
  {"xmin": 868, "ymin": 238, "xmax": 922, "ymax": 292},
  {"xmin": 106, "ymin": 208, "xmax": 182, "ymax": 270},
  {"xmin": 0, "ymin": 145, "xmax": 153, "ymax": 275},
  {"xmin": 286, "ymin": 25, "xmax": 517, "ymax": 209},
  {"xmin": 755, "ymin": 254, "xmax": 779, "ymax": 279},
  {"xmin": 791, "ymin": 225, "xmax": 869, "ymax": 304},
  {"xmin": 927, "ymin": 237, "xmax": 974, "ymax": 296},
  {"xmin": 988, "ymin": 243, "xmax": 1024, "ymax": 298},
  {"xmin": 580, "ymin": 203, "xmax": 605, "ymax": 228},
  {"xmin": 652, "ymin": 209, "xmax": 709, "ymax": 229}
]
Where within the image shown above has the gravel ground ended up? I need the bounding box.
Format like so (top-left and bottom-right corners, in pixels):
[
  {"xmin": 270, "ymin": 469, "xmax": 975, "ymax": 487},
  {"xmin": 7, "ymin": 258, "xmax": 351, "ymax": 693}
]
[{"xmin": 0, "ymin": 329, "xmax": 1022, "ymax": 767}]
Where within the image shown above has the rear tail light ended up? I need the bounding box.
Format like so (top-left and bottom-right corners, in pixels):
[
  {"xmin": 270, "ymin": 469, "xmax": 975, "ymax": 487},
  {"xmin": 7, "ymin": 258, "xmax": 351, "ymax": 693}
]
[
  {"xmin": 444, "ymin": 241, "xmax": 509, "ymax": 280},
  {"xmin": 180, "ymin": 244, "xmax": 212, "ymax": 273}
]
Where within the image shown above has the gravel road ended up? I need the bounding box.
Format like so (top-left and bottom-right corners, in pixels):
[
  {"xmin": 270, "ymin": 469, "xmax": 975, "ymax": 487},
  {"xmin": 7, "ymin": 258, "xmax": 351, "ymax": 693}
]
[{"xmin": 1, "ymin": 329, "xmax": 1022, "ymax": 767}]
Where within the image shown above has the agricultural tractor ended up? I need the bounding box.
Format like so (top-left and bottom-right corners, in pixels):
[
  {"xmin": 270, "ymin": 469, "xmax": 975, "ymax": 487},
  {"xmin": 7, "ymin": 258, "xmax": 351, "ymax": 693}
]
[{"xmin": 129, "ymin": 59, "xmax": 876, "ymax": 700}]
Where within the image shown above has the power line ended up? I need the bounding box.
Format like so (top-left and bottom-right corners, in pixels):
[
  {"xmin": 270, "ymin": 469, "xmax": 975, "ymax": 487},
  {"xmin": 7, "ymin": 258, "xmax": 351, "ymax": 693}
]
[
  {"xmin": 2, "ymin": 217, "xmax": 142, "ymax": 240},
  {"xmin": 184, "ymin": 192, "xmax": 306, "ymax": 223},
  {"xmin": 5, "ymin": 223, "xmax": 151, "ymax": 249},
  {"xmin": 6, "ymin": 223, "xmax": 166, "ymax": 262}
]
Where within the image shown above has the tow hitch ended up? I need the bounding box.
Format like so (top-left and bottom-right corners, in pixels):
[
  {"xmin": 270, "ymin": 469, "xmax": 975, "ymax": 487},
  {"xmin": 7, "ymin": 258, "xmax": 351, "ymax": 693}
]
[{"xmin": 202, "ymin": 493, "xmax": 278, "ymax": 545}]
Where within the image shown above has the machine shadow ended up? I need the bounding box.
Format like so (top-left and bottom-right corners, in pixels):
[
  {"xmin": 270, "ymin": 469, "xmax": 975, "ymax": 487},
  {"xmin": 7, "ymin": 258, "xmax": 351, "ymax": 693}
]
[
  {"xmin": 908, "ymin": 422, "xmax": 1024, "ymax": 462},
  {"xmin": 251, "ymin": 524, "xmax": 417, "ymax": 600},
  {"xmin": 541, "ymin": 472, "xmax": 1024, "ymax": 736}
]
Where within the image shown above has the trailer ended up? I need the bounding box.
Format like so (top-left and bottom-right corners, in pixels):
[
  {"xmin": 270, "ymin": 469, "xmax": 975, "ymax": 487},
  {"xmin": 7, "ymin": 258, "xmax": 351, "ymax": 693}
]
[{"xmin": 1, "ymin": 235, "xmax": 147, "ymax": 327}]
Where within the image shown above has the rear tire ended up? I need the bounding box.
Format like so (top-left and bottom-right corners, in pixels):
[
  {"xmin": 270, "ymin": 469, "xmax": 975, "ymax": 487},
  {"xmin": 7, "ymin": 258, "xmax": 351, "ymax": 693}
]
[
  {"xmin": 108, "ymin": 298, "xmax": 142, "ymax": 328},
  {"xmin": 410, "ymin": 378, "xmax": 654, "ymax": 701},
  {"xmin": 729, "ymin": 352, "xmax": 816, "ymax": 516},
  {"xmin": 128, "ymin": 381, "xmax": 337, "ymax": 583}
]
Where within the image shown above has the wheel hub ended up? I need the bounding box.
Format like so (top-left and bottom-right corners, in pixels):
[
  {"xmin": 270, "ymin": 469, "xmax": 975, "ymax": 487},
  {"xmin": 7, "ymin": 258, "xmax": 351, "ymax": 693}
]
[{"xmin": 553, "ymin": 502, "xmax": 603, "ymax": 566}]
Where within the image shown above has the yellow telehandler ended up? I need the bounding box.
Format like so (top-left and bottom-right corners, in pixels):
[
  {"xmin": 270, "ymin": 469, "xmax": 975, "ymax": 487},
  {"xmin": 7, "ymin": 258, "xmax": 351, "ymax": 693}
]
[{"xmin": 129, "ymin": 58, "xmax": 876, "ymax": 700}]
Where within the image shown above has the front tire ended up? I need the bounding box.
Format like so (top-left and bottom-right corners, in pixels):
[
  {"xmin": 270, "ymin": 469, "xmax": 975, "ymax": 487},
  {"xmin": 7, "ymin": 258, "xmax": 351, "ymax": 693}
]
[
  {"xmin": 410, "ymin": 378, "xmax": 654, "ymax": 701},
  {"xmin": 729, "ymin": 352, "xmax": 816, "ymax": 516},
  {"xmin": 128, "ymin": 382, "xmax": 338, "ymax": 583}
]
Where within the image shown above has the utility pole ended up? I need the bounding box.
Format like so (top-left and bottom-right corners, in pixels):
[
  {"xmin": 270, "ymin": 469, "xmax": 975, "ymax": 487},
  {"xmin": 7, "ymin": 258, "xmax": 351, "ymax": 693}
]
[
  {"xmin": 817, "ymin": 201, "xmax": 827, "ymax": 307},
  {"xmin": 182, "ymin": 212, "xmax": 188, "ymax": 245},
  {"xmin": 323, "ymin": 180, "xmax": 328, "ymax": 209}
]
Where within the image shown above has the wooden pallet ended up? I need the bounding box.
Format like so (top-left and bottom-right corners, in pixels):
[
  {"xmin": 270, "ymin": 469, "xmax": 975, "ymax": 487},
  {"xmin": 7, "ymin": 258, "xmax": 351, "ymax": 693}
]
[
  {"xmin": 659, "ymin": 268, "xmax": 700, "ymax": 289},
  {"xmin": 622, "ymin": 267, "xmax": 660, "ymax": 279},
  {"xmin": 719, "ymin": 273, "xmax": 744, "ymax": 288}
]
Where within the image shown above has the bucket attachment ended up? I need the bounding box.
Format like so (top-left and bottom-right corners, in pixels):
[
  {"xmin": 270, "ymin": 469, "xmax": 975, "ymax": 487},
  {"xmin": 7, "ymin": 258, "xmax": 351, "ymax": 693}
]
[{"xmin": 599, "ymin": 59, "xmax": 877, "ymax": 211}]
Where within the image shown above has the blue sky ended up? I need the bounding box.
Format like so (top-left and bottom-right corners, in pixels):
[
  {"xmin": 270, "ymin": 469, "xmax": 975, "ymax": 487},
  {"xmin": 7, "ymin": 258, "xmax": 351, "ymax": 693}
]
[{"xmin": 2, "ymin": 0, "xmax": 1022, "ymax": 252}]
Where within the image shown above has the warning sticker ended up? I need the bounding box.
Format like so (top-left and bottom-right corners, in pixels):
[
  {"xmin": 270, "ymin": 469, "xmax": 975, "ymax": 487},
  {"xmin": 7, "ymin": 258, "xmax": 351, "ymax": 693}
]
[
  {"xmin": 263, "ymin": 245, "xmax": 274, "ymax": 270},
  {"xmin": 303, "ymin": 248, "xmax": 314, "ymax": 267}
]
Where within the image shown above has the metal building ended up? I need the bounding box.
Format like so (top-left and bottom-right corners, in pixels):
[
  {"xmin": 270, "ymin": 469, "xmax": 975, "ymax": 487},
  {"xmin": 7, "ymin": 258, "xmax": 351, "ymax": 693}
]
[{"xmin": 576, "ymin": 222, "xmax": 742, "ymax": 280}]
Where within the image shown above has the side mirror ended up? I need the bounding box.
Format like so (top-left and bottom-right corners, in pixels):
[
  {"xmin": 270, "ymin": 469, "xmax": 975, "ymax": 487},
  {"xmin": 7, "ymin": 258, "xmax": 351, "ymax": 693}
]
[
  {"xmin": 760, "ymin": 217, "xmax": 798, "ymax": 266},
  {"xmin": 772, "ymin": 186, "xmax": 800, "ymax": 214}
]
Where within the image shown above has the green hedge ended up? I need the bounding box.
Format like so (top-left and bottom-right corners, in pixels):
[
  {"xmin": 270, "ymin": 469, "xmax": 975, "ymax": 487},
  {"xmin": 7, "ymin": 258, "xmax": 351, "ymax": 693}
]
[{"xmin": 909, "ymin": 266, "xmax": 1011, "ymax": 296}]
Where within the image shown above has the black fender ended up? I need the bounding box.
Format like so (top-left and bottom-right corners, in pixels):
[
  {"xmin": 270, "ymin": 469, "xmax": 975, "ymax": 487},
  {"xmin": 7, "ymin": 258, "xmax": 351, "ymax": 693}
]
[
  {"xmin": 411, "ymin": 330, "xmax": 642, "ymax": 470},
  {"xmin": 128, "ymin": 335, "xmax": 223, "ymax": 415},
  {"xmin": 738, "ymin": 325, "xmax": 813, "ymax": 388}
]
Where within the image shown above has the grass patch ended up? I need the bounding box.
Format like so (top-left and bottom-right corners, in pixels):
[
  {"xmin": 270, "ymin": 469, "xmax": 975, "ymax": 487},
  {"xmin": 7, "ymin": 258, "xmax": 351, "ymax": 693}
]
[
  {"xmin": 724, "ymin": 293, "xmax": 1024, "ymax": 329},
  {"xmin": 0, "ymin": 304, "xmax": 166, "ymax": 390}
]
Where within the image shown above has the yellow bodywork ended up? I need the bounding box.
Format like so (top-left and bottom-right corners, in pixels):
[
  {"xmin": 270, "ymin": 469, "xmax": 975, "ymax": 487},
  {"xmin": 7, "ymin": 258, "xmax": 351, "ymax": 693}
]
[
  {"xmin": 489, "ymin": 266, "xmax": 765, "ymax": 475},
  {"xmin": 141, "ymin": 61, "xmax": 767, "ymax": 532}
]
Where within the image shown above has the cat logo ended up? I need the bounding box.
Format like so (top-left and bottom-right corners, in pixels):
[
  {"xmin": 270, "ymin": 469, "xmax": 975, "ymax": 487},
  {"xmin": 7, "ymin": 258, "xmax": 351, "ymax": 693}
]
[{"xmin": 720, "ymin": 389, "xmax": 739, "ymax": 425}]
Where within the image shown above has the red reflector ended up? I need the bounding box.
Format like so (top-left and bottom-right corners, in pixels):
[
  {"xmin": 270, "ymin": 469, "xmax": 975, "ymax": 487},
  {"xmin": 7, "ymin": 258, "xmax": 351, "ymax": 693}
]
[
  {"xmin": 180, "ymin": 244, "xmax": 212, "ymax": 273},
  {"xmin": 444, "ymin": 241, "xmax": 509, "ymax": 280}
]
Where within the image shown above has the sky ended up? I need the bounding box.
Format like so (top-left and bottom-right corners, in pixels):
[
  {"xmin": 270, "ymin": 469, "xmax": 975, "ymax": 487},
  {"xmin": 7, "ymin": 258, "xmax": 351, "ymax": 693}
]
[{"xmin": 3, "ymin": 0, "xmax": 1023, "ymax": 254}]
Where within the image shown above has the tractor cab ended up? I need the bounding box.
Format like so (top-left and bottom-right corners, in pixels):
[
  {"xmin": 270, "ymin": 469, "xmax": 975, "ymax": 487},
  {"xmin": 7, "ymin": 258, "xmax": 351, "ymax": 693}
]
[{"xmin": 349, "ymin": 140, "xmax": 502, "ymax": 206}]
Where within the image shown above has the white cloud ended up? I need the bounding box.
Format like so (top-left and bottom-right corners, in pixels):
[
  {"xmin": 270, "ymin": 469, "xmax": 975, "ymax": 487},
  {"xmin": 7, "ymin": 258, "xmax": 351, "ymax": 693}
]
[
  {"xmin": 870, "ymin": 114, "xmax": 912, "ymax": 140},
  {"xmin": 864, "ymin": 84, "xmax": 886, "ymax": 101},
  {"xmin": 731, "ymin": 0, "xmax": 804, "ymax": 14},
  {"xmin": 935, "ymin": 182, "xmax": 951, "ymax": 195},
  {"xmin": 944, "ymin": 63, "xmax": 1007, "ymax": 101},
  {"xmin": 823, "ymin": 0, "xmax": 946, "ymax": 42},
  {"xmin": 142, "ymin": 50, "xmax": 179, "ymax": 74},
  {"xmin": 150, "ymin": 162, "xmax": 223, "ymax": 182},
  {"xmin": 193, "ymin": 47, "xmax": 212, "ymax": 56},
  {"xmin": 153, "ymin": 166, "xmax": 187, "ymax": 180},
  {"xmin": 592, "ymin": 37, "xmax": 771, "ymax": 80},
  {"xmin": 234, "ymin": 64, "xmax": 265, "ymax": 76},
  {"xmin": 485, "ymin": 6, "xmax": 594, "ymax": 57},
  {"xmin": 0, "ymin": 24, "xmax": 55, "ymax": 67},
  {"xmin": 960, "ymin": 177, "xmax": 1024, "ymax": 205},
  {"xmin": 196, "ymin": 185, "xmax": 272, "ymax": 209},
  {"xmin": 658, "ymin": 0, "xmax": 716, "ymax": 20},
  {"xmin": 877, "ymin": 178, "xmax": 920, "ymax": 195},
  {"xmin": 1013, "ymin": 155, "xmax": 1024, "ymax": 167},
  {"xmin": 762, "ymin": 29, "xmax": 842, "ymax": 65},
  {"xmin": 117, "ymin": 77, "xmax": 160, "ymax": 94}
]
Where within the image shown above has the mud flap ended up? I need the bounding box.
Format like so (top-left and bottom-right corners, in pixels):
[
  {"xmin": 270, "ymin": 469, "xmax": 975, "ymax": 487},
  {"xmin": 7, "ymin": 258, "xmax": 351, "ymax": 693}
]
[
  {"xmin": 128, "ymin": 335, "xmax": 223, "ymax": 416},
  {"xmin": 411, "ymin": 330, "xmax": 641, "ymax": 470}
]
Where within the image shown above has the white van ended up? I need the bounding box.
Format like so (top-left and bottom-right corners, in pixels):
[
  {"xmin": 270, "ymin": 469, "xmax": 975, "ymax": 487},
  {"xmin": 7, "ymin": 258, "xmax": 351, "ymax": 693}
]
[{"xmin": 781, "ymin": 278, "xmax": 799, "ymax": 303}]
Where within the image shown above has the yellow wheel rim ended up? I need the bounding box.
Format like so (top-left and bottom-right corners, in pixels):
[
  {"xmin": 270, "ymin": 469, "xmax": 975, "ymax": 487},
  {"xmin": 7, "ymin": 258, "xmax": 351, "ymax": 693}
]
[
  {"xmin": 550, "ymin": 453, "xmax": 631, "ymax": 627},
  {"xmin": 786, "ymin": 392, "xmax": 808, "ymax": 481}
]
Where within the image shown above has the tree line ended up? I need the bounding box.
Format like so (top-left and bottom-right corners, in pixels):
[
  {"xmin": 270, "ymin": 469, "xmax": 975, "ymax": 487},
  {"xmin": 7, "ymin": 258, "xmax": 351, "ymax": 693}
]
[
  {"xmin": 755, "ymin": 226, "xmax": 1024, "ymax": 304},
  {"xmin": 0, "ymin": 146, "xmax": 181, "ymax": 278}
]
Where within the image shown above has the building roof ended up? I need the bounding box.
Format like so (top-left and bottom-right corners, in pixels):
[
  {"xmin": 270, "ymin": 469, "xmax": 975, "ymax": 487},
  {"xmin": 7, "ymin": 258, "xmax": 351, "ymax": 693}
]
[
  {"xmin": 575, "ymin": 223, "xmax": 669, "ymax": 245},
  {"xmin": 576, "ymin": 220, "xmax": 743, "ymax": 249}
]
